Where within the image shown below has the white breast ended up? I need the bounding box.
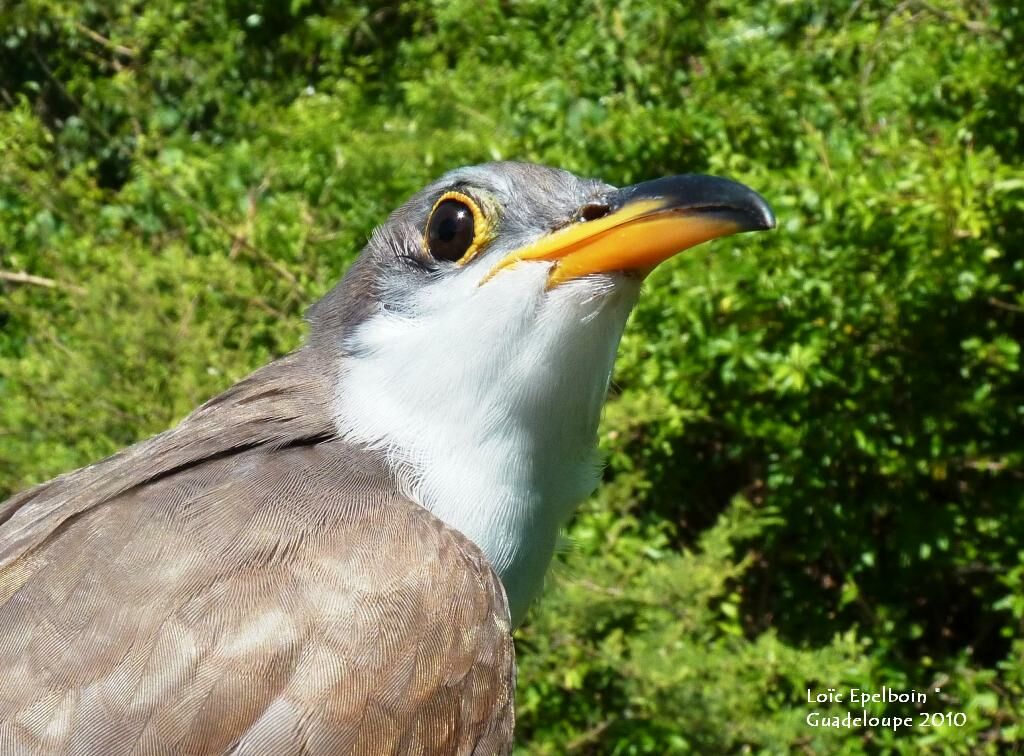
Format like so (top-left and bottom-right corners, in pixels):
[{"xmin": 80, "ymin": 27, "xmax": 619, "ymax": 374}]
[{"xmin": 333, "ymin": 262, "xmax": 638, "ymax": 626}]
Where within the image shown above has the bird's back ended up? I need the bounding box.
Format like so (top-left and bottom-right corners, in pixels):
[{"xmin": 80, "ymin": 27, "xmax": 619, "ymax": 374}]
[{"xmin": 0, "ymin": 352, "xmax": 514, "ymax": 755}]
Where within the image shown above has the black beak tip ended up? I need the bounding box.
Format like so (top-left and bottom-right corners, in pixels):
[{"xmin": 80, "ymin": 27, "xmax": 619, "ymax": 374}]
[
  {"xmin": 611, "ymin": 173, "xmax": 777, "ymax": 234},
  {"xmin": 688, "ymin": 175, "xmax": 777, "ymax": 234},
  {"xmin": 748, "ymin": 196, "xmax": 777, "ymax": 232},
  {"xmin": 685, "ymin": 191, "xmax": 777, "ymax": 235}
]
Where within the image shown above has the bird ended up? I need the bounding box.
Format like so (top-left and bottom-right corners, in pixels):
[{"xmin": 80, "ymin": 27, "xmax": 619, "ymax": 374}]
[{"xmin": 0, "ymin": 161, "xmax": 774, "ymax": 755}]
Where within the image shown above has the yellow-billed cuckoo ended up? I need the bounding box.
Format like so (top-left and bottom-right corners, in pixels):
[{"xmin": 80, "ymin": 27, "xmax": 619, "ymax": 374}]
[{"xmin": 0, "ymin": 162, "xmax": 774, "ymax": 754}]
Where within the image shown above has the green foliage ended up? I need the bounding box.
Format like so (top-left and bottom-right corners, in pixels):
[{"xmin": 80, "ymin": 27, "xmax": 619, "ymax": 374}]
[{"xmin": 2, "ymin": 0, "xmax": 1022, "ymax": 752}]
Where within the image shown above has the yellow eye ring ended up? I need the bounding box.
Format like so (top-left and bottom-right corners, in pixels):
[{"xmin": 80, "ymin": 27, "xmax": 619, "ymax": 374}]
[{"xmin": 424, "ymin": 191, "xmax": 493, "ymax": 266}]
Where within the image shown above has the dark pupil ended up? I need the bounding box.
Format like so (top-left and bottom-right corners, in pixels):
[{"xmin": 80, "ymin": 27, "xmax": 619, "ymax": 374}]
[
  {"xmin": 428, "ymin": 200, "xmax": 475, "ymax": 261},
  {"xmin": 438, "ymin": 216, "xmax": 458, "ymax": 242}
]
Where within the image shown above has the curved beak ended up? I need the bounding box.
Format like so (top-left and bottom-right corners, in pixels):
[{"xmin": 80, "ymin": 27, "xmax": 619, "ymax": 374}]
[{"xmin": 484, "ymin": 174, "xmax": 776, "ymax": 288}]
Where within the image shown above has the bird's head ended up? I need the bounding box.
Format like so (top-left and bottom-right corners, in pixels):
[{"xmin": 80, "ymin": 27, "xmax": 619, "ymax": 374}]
[{"xmin": 313, "ymin": 161, "xmax": 774, "ymax": 624}]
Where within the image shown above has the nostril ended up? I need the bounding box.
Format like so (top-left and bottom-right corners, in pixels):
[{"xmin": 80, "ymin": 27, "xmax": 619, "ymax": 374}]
[{"xmin": 578, "ymin": 203, "xmax": 610, "ymax": 222}]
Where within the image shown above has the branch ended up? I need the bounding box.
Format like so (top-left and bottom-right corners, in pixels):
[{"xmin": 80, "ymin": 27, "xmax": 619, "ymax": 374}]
[
  {"xmin": 989, "ymin": 297, "xmax": 1024, "ymax": 313},
  {"xmin": 566, "ymin": 720, "xmax": 612, "ymax": 752},
  {"xmin": 0, "ymin": 270, "xmax": 86, "ymax": 295},
  {"xmin": 74, "ymin": 23, "xmax": 137, "ymax": 58},
  {"xmin": 910, "ymin": 1, "xmax": 999, "ymax": 38},
  {"xmin": 162, "ymin": 181, "xmax": 303, "ymax": 296}
]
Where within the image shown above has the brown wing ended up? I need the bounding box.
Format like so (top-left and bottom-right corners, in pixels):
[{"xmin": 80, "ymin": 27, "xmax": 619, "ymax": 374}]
[
  {"xmin": 0, "ymin": 375, "xmax": 515, "ymax": 755},
  {"xmin": 0, "ymin": 350, "xmax": 337, "ymax": 569}
]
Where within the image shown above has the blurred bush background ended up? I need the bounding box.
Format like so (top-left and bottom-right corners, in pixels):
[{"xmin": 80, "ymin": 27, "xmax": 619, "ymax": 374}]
[{"xmin": 1, "ymin": 1, "xmax": 1022, "ymax": 752}]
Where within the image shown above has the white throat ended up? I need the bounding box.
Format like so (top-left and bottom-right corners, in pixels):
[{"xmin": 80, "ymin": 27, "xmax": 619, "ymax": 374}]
[{"xmin": 333, "ymin": 263, "xmax": 638, "ymax": 626}]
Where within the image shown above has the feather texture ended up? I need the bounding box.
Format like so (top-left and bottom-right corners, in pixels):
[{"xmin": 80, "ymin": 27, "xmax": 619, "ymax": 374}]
[{"xmin": 0, "ymin": 349, "xmax": 514, "ymax": 755}]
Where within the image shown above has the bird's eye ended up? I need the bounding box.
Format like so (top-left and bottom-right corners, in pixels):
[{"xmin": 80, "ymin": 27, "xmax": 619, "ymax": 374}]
[
  {"xmin": 428, "ymin": 200, "xmax": 474, "ymax": 261},
  {"xmin": 578, "ymin": 202, "xmax": 610, "ymax": 222},
  {"xmin": 425, "ymin": 192, "xmax": 488, "ymax": 264}
]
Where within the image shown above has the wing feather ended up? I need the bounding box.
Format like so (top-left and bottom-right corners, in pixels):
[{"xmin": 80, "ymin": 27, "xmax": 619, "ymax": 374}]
[{"xmin": 0, "ymin": 353, "xmax": 515, "ymax": 755}]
